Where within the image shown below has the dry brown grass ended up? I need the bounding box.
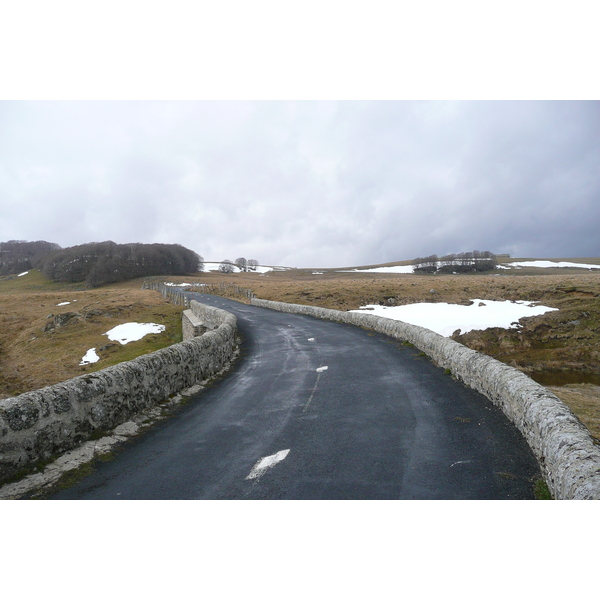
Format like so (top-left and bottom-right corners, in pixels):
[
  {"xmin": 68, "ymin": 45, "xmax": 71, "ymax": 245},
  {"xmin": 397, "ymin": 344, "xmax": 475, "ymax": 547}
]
[
  {"xmin": 548, "ymin": 385, "xmax": 600, "ymax": 441},
  {"xmin": 0, "ymin": 274, "xmax": 183, "ymax": 398},
  {"xmin": 197, "ymin": 265, "xmax": 600, "ymax": 307}
]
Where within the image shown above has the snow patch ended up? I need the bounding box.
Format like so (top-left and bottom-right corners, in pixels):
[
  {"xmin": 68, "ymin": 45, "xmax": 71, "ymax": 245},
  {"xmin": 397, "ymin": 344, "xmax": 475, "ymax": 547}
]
[
  {"xmin": 202, "ymin": 262, "xmax": 273, "ymax": 274},
  {"xmin": 351, "ymin": 299, "xmax": 559, "ymax": 337},
  {"xmin": 342, "ymin": 260, "xmax": 600, "ymax": 274},
  {"xmin": 57, "ymin": 302, "xmax": 71, "ymax": 306},
  {"xmin": 164, "ymin": 282, "xmax": 209, "ymax": 288},
  {"xmin": 246, "ymin": 449, "xmax": 290, "ymax": 480},
  {"xmin": 202, "ymin": 262, "xmax": 239, "ymax": 273},
  {"xmin": 501, "ymin": 260, "xmax": 600, "ymax": 270},
  {"xmin": 79, "ymin": 348, "xmax": 100, "ymax": 365},
  {"xmin": 316, "ymin": 366, "xmax": 328, "ymax": 372},
  {"xmin": 104, "ymin": 322, "xmax": 166, "ymax": 345},
  {"xmin": 341, "ymin": 265, "xmax": 415, "ymax": 274},
  {"xmin": 18, "ymin": 271, "xmax": 29, "ymax": 277}
]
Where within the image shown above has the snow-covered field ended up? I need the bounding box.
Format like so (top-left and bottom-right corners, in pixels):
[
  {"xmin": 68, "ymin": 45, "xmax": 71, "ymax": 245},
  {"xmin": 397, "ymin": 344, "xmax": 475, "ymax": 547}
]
[
  {"xmin": 351, "ymin": 299, "xmax": 558, "ymax": 337},
  {"xmin": 499, "ymin": 260, "xmax": 600, "ymax": 270},
  {"xmin": 80, "ymin": 322, "xmax": 166, "ymax": 365},
  {"xmin": 202, "ymin": 262, "xmax": 273, "ymax": 274},
  {"xmin": 341, "ymin": 265, "xmax": 414, "ymax": 274}
]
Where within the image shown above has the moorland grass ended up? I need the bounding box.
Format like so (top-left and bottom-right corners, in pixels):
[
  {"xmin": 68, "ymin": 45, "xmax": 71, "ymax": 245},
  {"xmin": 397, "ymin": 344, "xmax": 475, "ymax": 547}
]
[{"xmin": 0, "ymin": 271, "xmax": 184, "ymax": 397}]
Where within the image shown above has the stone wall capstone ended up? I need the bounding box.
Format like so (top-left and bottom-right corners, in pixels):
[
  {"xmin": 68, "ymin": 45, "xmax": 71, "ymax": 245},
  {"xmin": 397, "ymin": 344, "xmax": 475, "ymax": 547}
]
[{"xmin": 250, "ymin": 297, "xmax": 600, "ymax": 500}]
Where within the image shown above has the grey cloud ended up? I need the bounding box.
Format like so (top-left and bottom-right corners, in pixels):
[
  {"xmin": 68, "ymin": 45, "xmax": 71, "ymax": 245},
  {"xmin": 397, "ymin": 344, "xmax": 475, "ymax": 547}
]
[{"xmin": 1, "ymin": 101, "xmax": 598, "ymax": 267}]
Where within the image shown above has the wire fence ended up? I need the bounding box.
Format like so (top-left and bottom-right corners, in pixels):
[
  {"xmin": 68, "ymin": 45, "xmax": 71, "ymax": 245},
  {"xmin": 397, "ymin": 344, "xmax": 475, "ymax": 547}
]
[
  {"xmin": 141, "ymin": 281, "xmax": 189, "ymax": 306},
  {"xmin": 142, "ymin": 280, "xmax": 255, "ymax": 304}
]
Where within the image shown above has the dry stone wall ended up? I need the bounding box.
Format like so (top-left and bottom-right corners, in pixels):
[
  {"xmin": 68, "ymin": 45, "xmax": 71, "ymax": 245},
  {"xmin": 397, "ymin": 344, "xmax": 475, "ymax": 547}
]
[
  {"xmin": 182, "ymin": 308, "xmax": 206, "ymax": 339},
  {"xmin": 251, "ymin": 297, "xmax": 600, "ymax": 499},
  {"xmin": 0, "ymin": 299, "xmax": 237, "ymax": 485}
]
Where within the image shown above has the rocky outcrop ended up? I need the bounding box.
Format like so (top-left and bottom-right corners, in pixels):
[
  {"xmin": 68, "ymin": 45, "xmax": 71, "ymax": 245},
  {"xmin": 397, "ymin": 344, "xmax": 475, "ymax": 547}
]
[
  {"xmin": 43, "ymin": 312, "xmax": 81, "ymax": 332},
  {"xmin": 251, "ymin": 297, "xmax": 600, "ymax": 500}
]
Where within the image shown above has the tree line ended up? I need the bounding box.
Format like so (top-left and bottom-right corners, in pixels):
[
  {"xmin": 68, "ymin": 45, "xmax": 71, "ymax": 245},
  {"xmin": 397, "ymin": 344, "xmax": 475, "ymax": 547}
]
[
  {"xmin": 218, "ymin": 257, "xmax": 259, "ymax": 273},
  {"xmin": 412, "ymin": 251, "xmax": 497, "ymax": 273},
  {"xmin": 40, "ymin": 241, "xmax": 203, "ymax": 286},
  {"xmin": 0, "ymin": 239, "xmax": 203, "ymax": 286},
  {"xmin": 0, "ymin": 240, "xmax": 61, "ymax": 276}
]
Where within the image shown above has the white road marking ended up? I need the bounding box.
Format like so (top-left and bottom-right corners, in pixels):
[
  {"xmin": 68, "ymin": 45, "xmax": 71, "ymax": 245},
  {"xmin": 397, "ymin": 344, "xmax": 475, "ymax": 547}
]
[
  {"xmin": 304, "ymin": 373, "xmax": 321, "ymax": 412},
  {"xmin": 246, "ymin": 449, "xmax": 290, "ymax": 480},
  {"xmin": 450, "ymin": 460, "xmax": 473, "ymax": 468},
  {"xmin": 304, "ymin": 366, "xmax": 329, "ymax": 412}
]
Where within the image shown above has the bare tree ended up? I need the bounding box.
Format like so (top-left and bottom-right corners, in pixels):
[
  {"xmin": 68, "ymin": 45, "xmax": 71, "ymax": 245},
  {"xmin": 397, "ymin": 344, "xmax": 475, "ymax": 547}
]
[
  {"xmin": 416, "ymin": 250, "xmax": 497, "ymax": 274},
  {"xmin": 247, "ymin": 259, "xmax": 259, "ymax": 271},
  {"xmin": 235, "ymin": 257, "xmax": 248, "ymax": 272},
  {"xmin": 218, "ymin": 259, "xmax": 235, "ymax": 274},
  {"xmin": 412, "ymin": 254, "xmax": 438, "ymax": 273}
]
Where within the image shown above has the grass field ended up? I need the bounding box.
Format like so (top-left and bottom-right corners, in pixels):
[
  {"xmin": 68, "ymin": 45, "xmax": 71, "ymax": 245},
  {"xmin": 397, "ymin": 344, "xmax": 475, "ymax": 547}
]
[
  {"xmin": 2, "ymin": 261, "xmax": 600, "ymax": 440},
  {"xmin": 0, "ymin": 271, "xmax": 183, "ymax": 398}
]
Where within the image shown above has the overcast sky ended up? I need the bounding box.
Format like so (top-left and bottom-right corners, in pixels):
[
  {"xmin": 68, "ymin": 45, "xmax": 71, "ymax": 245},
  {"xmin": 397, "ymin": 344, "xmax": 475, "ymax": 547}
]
[{"xmin": 1, "ymin": 100, "xmax": 599, "ymax": 268}]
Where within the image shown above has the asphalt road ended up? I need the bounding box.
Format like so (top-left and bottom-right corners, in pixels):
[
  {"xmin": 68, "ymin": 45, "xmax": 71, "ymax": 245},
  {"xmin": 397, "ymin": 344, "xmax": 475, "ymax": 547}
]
[{"xmin": 50, "ymin": 294, "xmax": 541, "ymax": 499}]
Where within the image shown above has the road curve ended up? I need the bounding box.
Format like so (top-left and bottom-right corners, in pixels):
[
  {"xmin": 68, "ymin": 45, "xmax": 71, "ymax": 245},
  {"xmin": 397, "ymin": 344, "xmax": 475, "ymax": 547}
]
[{"xmin": 49, "ymin": 294, "xmax": 541, "ymax": 499}]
